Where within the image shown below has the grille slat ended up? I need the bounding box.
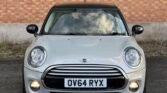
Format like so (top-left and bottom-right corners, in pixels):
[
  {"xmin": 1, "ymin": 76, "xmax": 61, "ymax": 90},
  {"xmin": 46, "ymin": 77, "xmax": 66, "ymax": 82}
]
[
  {"xmin": 43, "ymin": 64, "xmax": 126, "ymax": 91},
  {"xmin": 55, "ymin": 67, "xmax": 115, "ymax": 70},
  {"xmin": 55, "ymin": 67, "xmax": 115, "ymax": 69}
]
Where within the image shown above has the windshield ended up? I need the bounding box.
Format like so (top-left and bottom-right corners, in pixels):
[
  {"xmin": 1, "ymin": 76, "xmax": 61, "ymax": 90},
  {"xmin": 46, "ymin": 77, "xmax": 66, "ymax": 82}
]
[{"xmin": 44, "ymin": 8, "xmax": 127, "ymax": 35}]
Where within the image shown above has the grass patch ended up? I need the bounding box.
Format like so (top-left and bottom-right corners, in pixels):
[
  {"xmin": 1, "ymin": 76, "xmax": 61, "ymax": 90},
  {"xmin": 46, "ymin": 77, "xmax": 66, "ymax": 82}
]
[
  {"xmin": 0, "ymin": 42, "xmax": 30, "ymax": 58},
  {"xmin": 0, "ymin": 40, "xmax": 166, "ymax": 57},
  {"xmin": 138, "ymin": 40, "xmax": 167, "ymax": 57}
]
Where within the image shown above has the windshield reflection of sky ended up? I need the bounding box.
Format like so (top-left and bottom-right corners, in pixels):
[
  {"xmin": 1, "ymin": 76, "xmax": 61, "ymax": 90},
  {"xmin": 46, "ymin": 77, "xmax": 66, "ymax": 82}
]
[{"xmin": 47, "ymin": 10, "xmax": 126, "ymax": 35}]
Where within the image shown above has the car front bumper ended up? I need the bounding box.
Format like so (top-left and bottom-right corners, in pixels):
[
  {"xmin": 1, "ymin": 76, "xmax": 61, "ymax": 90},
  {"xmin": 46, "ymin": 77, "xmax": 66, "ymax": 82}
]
[{"xmin": 24, "ymin": 67, "xmax": 145, "ymax": 93}]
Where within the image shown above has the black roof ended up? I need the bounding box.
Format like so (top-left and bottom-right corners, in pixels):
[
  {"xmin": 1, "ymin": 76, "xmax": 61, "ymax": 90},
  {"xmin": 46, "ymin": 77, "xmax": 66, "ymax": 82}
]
[{"xmin": 53, "ymin": 3, "xmax": 118, "ymax": 9}]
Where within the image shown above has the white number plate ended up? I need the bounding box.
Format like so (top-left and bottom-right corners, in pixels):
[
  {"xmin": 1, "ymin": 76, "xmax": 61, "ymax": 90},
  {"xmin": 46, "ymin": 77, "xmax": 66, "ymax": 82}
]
[{"xmin": 64, "ymin": 78, "xmax": 107, "ymax": 88}]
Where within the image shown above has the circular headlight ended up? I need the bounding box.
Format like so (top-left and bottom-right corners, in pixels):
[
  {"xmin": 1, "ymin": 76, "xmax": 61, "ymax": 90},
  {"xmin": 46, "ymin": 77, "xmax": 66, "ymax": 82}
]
[
  {"xmin": 124, "ymin": 48, "xmax": 141, "ymax": 67},
  {"xmin": 29, "ymin": 47, "xmax": 46, "ymax": 67}
]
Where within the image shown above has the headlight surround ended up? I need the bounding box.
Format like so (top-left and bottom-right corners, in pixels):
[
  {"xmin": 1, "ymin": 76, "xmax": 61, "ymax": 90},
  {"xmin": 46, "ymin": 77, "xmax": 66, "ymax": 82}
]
[
  {"xmin": 28, "ymin": 47, "xmax": 46, "ymax": 67},
  {"xmin": 124, "ymin": 47, "xmax": 141, "ymax": 67}
]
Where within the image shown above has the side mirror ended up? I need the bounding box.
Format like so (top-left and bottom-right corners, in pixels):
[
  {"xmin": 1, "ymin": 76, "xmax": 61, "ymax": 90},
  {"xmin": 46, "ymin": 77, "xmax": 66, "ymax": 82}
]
[
  {"xmin": 132, "ymin": 25, "xmax": 144, "ymax": 35},
  {"xmin": 26, "ymin": 24, "xmax": 38, "ymax": 35}
]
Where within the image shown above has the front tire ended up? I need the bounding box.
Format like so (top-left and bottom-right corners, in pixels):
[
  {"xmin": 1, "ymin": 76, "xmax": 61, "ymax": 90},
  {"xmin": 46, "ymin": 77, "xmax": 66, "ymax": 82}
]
[
  {"xmin": 22, "ymin": 82, "xmax": 26, "ymax": 93},
  {"xmin": 22, "ymin": 64, "xmax": 26, "ymax": 93},
  {"xmin": 143, "ymin": 87, "xmax": 146, "ymax": 93}
]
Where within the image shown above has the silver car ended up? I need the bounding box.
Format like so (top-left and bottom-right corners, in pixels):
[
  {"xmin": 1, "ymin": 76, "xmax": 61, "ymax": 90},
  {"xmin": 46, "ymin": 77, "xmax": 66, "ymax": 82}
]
[{"xmin": 23, "ymin": 4, "xmax": 146, "ymax": 93}]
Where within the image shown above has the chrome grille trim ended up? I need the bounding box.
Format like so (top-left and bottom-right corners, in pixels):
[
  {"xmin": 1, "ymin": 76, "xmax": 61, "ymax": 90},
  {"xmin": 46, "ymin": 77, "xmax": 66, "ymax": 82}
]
[
  {"xmin": 50, "ymin": 69, "xmax": 119, "ymax": 73},
  {"xmin": 47, "ymin": 73, "xmax": 122, "ymax": 76}
]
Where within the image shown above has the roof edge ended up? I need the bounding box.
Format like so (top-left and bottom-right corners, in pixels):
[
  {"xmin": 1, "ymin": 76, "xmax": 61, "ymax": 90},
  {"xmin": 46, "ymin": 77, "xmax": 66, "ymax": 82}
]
[{"xmin": 53, "ymin": 3, "xmax": 117, "ymax": 8}]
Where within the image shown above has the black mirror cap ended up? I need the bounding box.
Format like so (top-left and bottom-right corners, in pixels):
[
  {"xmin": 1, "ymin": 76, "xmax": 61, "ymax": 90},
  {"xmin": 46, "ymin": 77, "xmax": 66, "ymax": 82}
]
[
  {"xmin": 26, "ymin": 24, "xmax": 38, "ymax": 34},
  {"xmin": 132, "ymin": 25, "xmax": 144, "ymax": 35}
]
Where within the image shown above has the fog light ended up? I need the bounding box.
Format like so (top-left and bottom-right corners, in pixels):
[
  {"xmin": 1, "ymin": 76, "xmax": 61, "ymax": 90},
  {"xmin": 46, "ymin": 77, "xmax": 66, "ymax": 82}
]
[
  {"xmin": 129, "ymin": 81, "xmax": 139, "ymax": 92},
  {"xmin": 30, "ymin": 80, "xmax": 40, "ymax": 91}
]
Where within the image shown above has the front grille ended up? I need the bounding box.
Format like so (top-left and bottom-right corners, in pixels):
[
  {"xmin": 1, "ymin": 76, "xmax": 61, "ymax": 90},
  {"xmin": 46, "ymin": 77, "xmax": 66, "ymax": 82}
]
[
  {"xmin": 50, "ymin": 92, "xmax": 120, "ymax": 93},
  {"xmin": 43, "ymin": 64, "xmax": 126, "ymax": 91}
]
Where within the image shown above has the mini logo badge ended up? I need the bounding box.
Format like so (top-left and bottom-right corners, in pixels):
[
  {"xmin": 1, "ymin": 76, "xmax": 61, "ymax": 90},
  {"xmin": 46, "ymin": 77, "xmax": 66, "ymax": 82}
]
[{"xmin": 82, "ymin": 58, "xmax": 87, "ymax": 63}]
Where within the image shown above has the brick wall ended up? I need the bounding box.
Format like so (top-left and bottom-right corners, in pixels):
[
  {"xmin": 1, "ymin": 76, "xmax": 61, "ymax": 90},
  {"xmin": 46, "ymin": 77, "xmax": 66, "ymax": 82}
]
[{"xmin": 0, "ymin": 0, "xmax": 167, "ymax": 23}]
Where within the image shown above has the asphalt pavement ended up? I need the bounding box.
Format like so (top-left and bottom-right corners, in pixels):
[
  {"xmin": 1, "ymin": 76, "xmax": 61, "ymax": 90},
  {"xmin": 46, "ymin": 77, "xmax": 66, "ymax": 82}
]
[{"xmin": 0, "ymin": 57, "xmax": 166, "ymax": 93}]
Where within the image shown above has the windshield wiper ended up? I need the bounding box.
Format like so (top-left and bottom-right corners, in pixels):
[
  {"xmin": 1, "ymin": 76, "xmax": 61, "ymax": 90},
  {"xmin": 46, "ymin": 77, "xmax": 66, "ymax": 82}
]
[
  {"xmin": 55, "ymin": 33, "xmax": 88, "ymax": 35},
  {"xmin": 53, "ymin": 32, "xmax": 126, "ymax": 36},
  {"xmin": 105, "ymin": 32, "xmax": 126, "ymax": 36}
]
